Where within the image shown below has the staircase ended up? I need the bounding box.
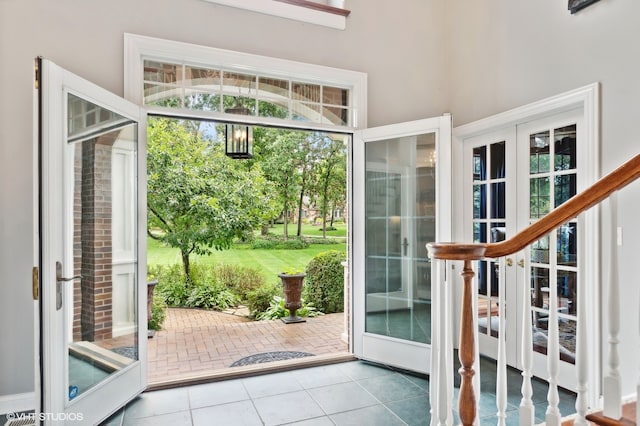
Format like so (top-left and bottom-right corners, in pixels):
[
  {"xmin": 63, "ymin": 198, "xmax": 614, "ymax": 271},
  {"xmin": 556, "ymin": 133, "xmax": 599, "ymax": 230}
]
[
  {"xmin": 585, "ymin": 401, "xmax": 637, "ymax": 426},
  {"xmin": 427, "ymin": 153, "xmax": 640, "ymax": 426}
]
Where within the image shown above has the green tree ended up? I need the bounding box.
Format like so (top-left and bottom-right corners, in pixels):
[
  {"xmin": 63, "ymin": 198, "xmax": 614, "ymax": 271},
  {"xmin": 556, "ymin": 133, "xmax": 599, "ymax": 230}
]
[
  {"xmin": 147, "ymin": 117, "xmax": 272, "ymax": 281},
  {"xmin": 309, "ymin": 135, "xmax": 347, "ymax": 237},
  {"xmin": 261, "ymin": 129, "xmax": 308, "ymax": 240}
]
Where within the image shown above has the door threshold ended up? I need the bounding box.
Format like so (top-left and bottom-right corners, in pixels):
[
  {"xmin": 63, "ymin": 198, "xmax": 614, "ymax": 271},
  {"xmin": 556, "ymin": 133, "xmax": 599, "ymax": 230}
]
[{"xmin": 146, "ymin": 352, "xmax": 356, "ymax": 391}]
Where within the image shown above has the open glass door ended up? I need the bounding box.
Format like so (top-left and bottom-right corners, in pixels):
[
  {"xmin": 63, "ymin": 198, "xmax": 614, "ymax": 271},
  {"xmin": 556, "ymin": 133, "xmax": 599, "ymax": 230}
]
[
  {"xmin": 38, "ymin": 58, "xmax": 146, "ymax": 424},
  {"xmin": 352, "ymin": 115, "xmax": 451, "ymax": 373}
]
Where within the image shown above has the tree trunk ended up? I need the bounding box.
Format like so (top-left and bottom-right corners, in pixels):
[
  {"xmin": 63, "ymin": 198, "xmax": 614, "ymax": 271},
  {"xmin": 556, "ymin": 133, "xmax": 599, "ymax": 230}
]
[
  {"xmin": 297, "ymin": 187, "xmax": 304, "ymax": 237},
  {"xmin": 181, "ymin": 250, "xmax": 191, "ymax": 284},
  {"xmin": 261, "ymin": 223, "xmax": 269, "ymax": 235},
  {"xmin": 330, "ymin": 202, "xmax": 335, "ymax": 227},
  {"xmin": 283, "ymin": 201, "xmax": 289, "ymax": 241}
]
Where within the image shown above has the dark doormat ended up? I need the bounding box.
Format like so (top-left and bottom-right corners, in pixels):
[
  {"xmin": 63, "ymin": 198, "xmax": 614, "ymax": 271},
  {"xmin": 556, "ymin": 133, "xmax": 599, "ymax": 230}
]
[{"xmin": 230, "ymin": 351, "xmax": 314, "ymax": 367}]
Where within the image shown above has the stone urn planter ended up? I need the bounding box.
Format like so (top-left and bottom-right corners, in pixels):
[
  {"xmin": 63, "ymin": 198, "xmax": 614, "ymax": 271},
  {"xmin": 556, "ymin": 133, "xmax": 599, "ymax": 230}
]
[{"xmin": 278, "ymin": 272, "xmax": 306, "ymax": 324}]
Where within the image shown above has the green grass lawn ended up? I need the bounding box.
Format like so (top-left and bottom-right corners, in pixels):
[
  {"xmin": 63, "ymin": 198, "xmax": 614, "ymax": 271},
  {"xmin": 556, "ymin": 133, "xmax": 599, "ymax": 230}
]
[
  {"xmin": 267, "ymin": 222, "xmax": 347, "ymax": 238},
  {"xmin": 147, "ymin": 237, "xmax": 347, "ymax": 282}
]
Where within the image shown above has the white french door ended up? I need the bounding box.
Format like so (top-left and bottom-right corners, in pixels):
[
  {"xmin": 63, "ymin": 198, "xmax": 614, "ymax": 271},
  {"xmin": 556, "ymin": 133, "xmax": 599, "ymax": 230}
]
[
  {"xmin": 463, "ymin": 109, "xmax": 583, "ymax": 391},
  {"xmin": 353, "ymin": 115, "xmax": 451, "ymax": 374},
  {"xmin": 38, "ymin": 58, "xmax": 147, "ymax": 425},
  {"xmin": 463, "ymin": 127, "xmax": 519, "ymax": 366}
]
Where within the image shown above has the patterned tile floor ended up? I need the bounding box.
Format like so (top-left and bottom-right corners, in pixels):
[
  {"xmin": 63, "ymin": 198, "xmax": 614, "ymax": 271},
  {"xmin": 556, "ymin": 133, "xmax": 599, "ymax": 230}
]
[{"xmin": 102, "ymin": 358, "xmax": 578, "ymax": 426}]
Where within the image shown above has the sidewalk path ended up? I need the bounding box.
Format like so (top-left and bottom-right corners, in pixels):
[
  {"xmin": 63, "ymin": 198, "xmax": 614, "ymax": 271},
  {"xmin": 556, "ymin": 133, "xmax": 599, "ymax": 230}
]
[{"xmin": 147, "ymin": 308, "xmax": 348, "ymax": 384}]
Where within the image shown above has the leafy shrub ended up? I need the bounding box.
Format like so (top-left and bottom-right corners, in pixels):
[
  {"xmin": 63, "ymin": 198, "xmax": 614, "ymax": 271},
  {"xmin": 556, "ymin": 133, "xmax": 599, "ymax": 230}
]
[
  {"xmin": 303, "ymin": 250, "xmax": 346, "ymax": 314},
  {"xmin": 148, "ymin": 293, "xmax": 167, "ymax": 331},
  {"xmin": 245, "ymin": 281, "xmax": 280, "ymax": 319},
  {"xmin": 186, "ymin": 281, "xmax": 239, "ymax": 310},
  {"xmin": 215, "ymin": 264, "xmax": 265, "ymax": 299},
  {"xmin": 151, "ymin": 262, "xmax": 259, "ymax": 310},
  {"xmin": 256, "ymin": 296, "xmax": 323, "ymax": 320},
  {"xmin": 251, "ymin": 235, "xmax": 309, "ymax": 249},
  {"xmin": 151, "ymin": 264, "xmax": 190, "ymax": 306},
  {"xmin": 307, "ymin": 237, "xmax": 347, "ymax": 245}
]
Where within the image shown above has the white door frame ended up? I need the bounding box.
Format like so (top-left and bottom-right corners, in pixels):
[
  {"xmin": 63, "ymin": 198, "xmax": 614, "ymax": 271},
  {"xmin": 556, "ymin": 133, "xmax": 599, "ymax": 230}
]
[
  {"xmin": 38, "ymin": 58, "xmax": 147, "ymax": 425},
  {"xmin": 352, "ymin": 115, "xmax": 452, "ymax": 374},
  {"xmin": 451, "ymin": 83, "xmax": 600, "ymax": 403}
]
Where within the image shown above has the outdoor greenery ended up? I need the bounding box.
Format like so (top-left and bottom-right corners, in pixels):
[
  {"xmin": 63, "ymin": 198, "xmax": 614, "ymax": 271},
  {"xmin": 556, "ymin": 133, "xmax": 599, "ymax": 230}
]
[
  {"xmin": 303, "ymin": 250, "xmax": 347, "ymax": 314},
  {"xmin": 148, "ymin": 293, "xmax": 167, "ymax": 331},
  {"xmin": 147, "ymin": 232, "xmax": 346, "ymax": 281},
  {"xmin": 251, "ymin": 235, "xmax": 309, "ymax": 250},
  {"xmin": 146, "ymin": 115, "xmax": 348, "ymax": 321},
  {"xmin": 255, "ymin": 296, "xmax": 323, "ymax": 321},
  {"xmin": 146, "ymin": 117, "xmax": 279, "ymax": 280}
]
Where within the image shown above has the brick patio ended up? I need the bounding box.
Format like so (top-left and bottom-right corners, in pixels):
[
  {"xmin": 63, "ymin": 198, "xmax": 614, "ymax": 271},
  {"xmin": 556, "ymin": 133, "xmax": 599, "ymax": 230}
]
[{"xmin": 147, "ymin": 308, "xmax": 349, "ymax": 386}]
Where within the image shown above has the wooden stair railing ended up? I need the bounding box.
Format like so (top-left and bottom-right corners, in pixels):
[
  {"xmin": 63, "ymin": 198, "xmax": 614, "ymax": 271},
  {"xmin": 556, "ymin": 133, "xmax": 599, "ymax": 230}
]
[{"xmin": 427, "ymin": 152, "xmax": 640, "ymax": 426}]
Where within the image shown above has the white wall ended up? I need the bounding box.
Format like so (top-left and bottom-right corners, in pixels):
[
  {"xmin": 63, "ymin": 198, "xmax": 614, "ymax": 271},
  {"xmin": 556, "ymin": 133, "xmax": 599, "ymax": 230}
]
[
  {"xmin": 447, "ymin": 0, "xmax": 640, "ymax": 397},
  {"xmin": 4, "ymin": 0, "xmax": 638, "ymax": 407},
  {"xmin": 0, "ymin": 0, "xmax": 448, "ymax": 402}
]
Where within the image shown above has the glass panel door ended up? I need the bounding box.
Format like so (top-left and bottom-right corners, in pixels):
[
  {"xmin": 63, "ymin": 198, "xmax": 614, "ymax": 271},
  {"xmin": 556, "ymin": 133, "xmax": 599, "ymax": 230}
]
[
  {"xmin": 464, "ymin": 128, "xmax": 518, "ymax": 365},
  {"xmin": 519, "ymin": 114, "xmax": 580, "ymax": 390},
  {"xmin": 364, "ymin": 135, "xmax": 434, "ymax": 344},
  {"xmin": 353, "ymin": 116, "xmax": 451, "ymax": 374},
  {"xmin": 39, "ymin": 59, "xmax": 146, "ymax": 425}
]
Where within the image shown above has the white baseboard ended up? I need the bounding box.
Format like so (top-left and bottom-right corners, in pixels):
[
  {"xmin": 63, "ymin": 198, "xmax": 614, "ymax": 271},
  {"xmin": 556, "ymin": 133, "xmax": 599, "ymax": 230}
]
[{"xmin": 0, "ymin": 392, "xmax": 35, "ymax": 415}]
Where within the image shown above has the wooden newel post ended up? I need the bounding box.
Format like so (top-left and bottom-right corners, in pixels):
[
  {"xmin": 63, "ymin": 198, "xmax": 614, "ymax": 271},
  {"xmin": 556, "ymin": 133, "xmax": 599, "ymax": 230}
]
[
  {"xmin": 426, "ymin": 243, "xmax": 486, "ymax": 426},
  {"xmin": 458, "ymin": 260, "xmax": 476, "ymax": 426}
]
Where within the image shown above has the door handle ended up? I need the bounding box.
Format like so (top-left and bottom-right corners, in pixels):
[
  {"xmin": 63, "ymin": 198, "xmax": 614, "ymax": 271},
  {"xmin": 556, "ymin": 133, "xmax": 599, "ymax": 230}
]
[
  {"xmin": 402, "ymin": 237, "xmax": 409, "ymax": 256},
  {"xmin": 56, "ymin": 261, "xmax": 82, "ymax": 310},
  {"xmin": 518, "ymin": 259, "xmax": 525, "ymax": 268},
  {"xmin": 506, "ymin": 258, "xmax": 513, "ymax": 267}
]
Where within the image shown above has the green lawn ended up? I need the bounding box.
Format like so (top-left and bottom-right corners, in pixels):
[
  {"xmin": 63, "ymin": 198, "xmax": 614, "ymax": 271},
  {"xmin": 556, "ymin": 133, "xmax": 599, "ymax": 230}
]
[
  {"xmin": 147, "ymin": 237, "xmax": 347, "ymax": 282},
  {"xmin": 267, "ymin": 222, "xmax": 347, "ymax": 238}
]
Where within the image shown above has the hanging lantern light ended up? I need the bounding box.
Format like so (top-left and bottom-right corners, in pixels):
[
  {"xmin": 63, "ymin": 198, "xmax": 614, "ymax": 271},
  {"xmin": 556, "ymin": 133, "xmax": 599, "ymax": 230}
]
[{"xmin": 225, "ymin": 104, "xmax": 254, "ymax": 159}]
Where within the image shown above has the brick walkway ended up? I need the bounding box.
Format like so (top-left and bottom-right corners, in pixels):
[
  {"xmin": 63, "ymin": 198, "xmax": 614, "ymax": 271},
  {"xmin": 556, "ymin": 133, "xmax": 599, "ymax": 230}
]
[{"xmin": 147, "ymin": 308, "xmax": 349, "ymax": 385}]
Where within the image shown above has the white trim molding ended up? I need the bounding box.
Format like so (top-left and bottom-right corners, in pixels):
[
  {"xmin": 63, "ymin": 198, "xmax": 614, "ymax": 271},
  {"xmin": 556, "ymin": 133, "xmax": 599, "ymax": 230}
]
[
  {"xmin": 124, "ymin": 33, "xmax": 367, "ymax": 131},
  {"xmin": 0, "ymin": 392, "xmax": 35, "ymax": 415},
  {"xmin": 200, "ymin": 0, "xmax": 347, "ymax": 30}
]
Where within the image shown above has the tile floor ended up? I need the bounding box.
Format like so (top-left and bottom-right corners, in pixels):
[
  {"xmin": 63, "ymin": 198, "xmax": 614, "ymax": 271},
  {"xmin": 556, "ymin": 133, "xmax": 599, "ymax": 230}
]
[{"xmin": 101, "ymin": 358, "xmax": 578, "ymax": 426}]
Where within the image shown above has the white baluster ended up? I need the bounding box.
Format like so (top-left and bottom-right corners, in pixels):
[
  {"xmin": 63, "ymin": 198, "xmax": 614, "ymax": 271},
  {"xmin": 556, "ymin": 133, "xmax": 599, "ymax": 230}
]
[
  {"xmin": 472, "ymin": 260, "xmax": 481, "ymax": 426},
  {"xmin": 430, "ymin": 257, "xmax": 440, "ymax": 426},
  {"xmin": 437, "ymin": 260, "xmax": 451, "ymax": 426},
  {"xmin": 573, "ymin": 215, "xmax": 589, "ymax": 426},
  {"xmin": 520, "ymin": 248, "xmax": 535, "ymax": 426},
  {"xmin": 446, "ymin": 261, "xmax": 454, "ymax": 426},
  {"xmin": 497, "ymin": 257, "xmax": 507, "ymax": 426},
  {"xmin": 603, "ymin": 194, "xmax": 622, "ymax": 419},
  {"xmin": 546, "ymin": 248, "xmax": 562, "ymax": 425}
]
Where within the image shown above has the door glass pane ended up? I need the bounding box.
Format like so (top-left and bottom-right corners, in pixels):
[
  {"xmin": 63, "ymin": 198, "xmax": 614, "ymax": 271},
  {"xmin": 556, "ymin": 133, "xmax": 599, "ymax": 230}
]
[
  {"xmin": 472, "ymin": 140, "xmax": 506, "ymax": 338},
  {"xmin": 490, "ymin": 141, "xmax": 506, "ymax": 179},
  {"xmin": 555, "ymin": 174, "xmax": 576, "ymax": 206},
  {"xmin": 491, "ymin": 182, "xmax": 505, "ymax": 218},
  {"xmin": 528, "ymin": 123, "xmax": 578, "ymax": 365},
  {"xmin": 530, "ymin": 177, "xmax": 550, "ymax": 218},
  {"xmin": 67, "ymin": 94, "xmax": 138, "ymax": 399},
  {"xmin": 557, "ymin": 223, "xmax": 577, "ymax": 266},
  {"xmin": 473, "ymin": 145, "xmax": 486, "ymax": 180},
  {"xmin": 364, "ymin": 132, "xmax": 435, "ymax": 344},
  {"xmin": 530, "ymin": 131, "xmax": 550, "ymax": 174},
  {"xmin": 554, "ymin": 125, "xmax": 577, "ymax": 171}
]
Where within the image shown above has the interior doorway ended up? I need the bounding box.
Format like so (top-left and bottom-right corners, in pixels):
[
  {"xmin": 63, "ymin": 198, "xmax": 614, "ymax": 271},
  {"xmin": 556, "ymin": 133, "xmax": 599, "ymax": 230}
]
[{"xmin": 145, "ymin": 115, "xmax": 352, "ymax": 386}]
